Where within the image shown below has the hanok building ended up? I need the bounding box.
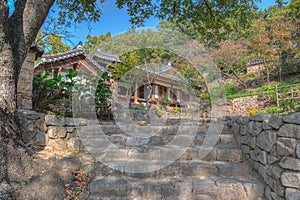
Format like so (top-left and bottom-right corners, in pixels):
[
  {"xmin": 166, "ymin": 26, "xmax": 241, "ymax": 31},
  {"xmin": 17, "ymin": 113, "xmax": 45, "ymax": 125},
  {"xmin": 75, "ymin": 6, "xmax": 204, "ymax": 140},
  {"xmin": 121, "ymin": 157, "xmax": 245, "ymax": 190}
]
[
  {"xmin": 35, "ymin": 46, "xmax": 196, "ymax": 107},
  {"xmin": 34, "ymin": 45, "xmax": 120, "ymax": 77},
  {"xmin": 115, "ymin": 64, "xmax": 193, "ymax": 107},
  {"xmin": 247, "ymin": 59, "xmax": 265, "ymax": 74}
]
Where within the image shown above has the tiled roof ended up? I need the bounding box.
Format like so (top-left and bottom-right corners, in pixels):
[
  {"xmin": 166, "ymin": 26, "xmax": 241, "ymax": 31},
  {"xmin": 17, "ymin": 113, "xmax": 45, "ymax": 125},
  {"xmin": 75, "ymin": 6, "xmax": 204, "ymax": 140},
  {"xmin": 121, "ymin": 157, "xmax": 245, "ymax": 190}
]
[
  {"xmin": 135, "ymin": 64, "xmax": 182, "ymax": 82},
  {"xmin": 34, "ymin": 45, "xmax": 109, "ymax": 72},
  {"xmin": 93, "ymin": 48, "xmax": 121, "ymax": 62},
  {"xmin": 248, "ymin": 59, "xmax": 265, "ymax": 66}
]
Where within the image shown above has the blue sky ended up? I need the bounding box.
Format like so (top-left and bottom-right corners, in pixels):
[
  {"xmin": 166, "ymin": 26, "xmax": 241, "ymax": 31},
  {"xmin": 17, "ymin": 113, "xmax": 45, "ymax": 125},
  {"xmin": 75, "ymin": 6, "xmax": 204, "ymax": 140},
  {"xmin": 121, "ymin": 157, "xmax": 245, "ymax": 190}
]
[{"xmin": 69, "ymin": 0, "xmax": 280, "ymax": 46}]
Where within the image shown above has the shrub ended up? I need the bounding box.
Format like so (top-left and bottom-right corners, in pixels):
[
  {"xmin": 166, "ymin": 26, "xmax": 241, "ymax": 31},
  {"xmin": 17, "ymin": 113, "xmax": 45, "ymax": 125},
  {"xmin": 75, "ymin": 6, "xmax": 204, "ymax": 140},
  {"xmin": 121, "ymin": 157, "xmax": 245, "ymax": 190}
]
[
  {"xmin": 263, "ymin": 107, "xmax": 285, "ymax": 114},
  {"xmin": 247, "ymin": 109, "xmax": 259, "ymax": 116},
  {"xmin": 154, "ymin": 106, "xmax": 164, "ymax": 118},
  {"xmin": 225, "ymin": 86, "xmax": 235, "ymax": 96},
  {"xmin": 33, "ymin": 70, "xmax": 112, "ymax": 119},
  {"xmin": 173, "ymin": 107, "xmax": 181, "ymax": 114}
]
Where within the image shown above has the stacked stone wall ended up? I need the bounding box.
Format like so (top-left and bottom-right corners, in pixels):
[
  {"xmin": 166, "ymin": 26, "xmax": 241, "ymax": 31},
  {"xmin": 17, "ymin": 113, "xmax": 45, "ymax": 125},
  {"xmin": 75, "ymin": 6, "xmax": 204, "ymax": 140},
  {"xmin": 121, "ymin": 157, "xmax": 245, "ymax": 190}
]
[
  {"xmin": 19, "ymin": 110, "xmax": 87, "ymax": 151},
  {"xmin": 228, "ymin": 113, "xmax": 300, "ymax": 200}
]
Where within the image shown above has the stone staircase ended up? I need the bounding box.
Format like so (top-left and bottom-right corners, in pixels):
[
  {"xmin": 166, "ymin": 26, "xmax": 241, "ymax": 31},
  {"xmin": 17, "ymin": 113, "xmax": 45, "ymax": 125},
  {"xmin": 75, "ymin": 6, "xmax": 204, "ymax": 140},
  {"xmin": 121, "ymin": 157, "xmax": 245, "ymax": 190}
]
[{"xmin": 77, "ymin": 120, "xmax": 265, "ymax": 200}]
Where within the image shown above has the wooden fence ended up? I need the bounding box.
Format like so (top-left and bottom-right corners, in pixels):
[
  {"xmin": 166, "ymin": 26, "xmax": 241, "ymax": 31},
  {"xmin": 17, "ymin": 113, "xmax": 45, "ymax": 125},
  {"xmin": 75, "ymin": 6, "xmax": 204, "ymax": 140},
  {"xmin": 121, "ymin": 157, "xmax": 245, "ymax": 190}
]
[{"xmin": 275, "ymin": 83, "xmax": 300, "ymax": 108}]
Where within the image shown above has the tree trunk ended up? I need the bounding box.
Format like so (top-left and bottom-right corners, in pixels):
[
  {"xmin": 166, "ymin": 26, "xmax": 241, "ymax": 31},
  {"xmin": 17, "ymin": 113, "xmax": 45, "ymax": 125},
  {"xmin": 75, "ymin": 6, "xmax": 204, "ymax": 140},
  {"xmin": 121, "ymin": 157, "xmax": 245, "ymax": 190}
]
[
  {"xmin": 0, "ymin": 43, "xmax": 34, "ymax": 200},
  {"xmin": 0, "ymin": 0, "xmax": 55, "ymax": 198}
]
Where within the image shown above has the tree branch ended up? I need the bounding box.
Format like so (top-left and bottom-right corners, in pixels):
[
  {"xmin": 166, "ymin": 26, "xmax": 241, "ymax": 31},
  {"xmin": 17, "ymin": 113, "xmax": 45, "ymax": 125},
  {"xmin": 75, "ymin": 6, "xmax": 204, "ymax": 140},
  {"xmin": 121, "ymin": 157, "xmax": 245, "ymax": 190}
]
[
  {"xmin": 8, "ymin": 0, "xmax": 55, "ymax": 81},
  {"xmin": 203, "ymin": 0, "xmax": 214, "ymax": 18},
  {"xmin": 0, "ymin": 0, "xmax": 9, "ymax": 51}
]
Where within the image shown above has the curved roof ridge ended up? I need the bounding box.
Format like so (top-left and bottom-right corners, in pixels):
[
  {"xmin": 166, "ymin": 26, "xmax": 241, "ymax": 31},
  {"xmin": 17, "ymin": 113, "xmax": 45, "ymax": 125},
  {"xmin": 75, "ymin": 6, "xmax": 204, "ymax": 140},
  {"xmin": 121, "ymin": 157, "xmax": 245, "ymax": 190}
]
[{"xmin": 94, "ymin": 48, "xmax": 120, "ymax": 62}]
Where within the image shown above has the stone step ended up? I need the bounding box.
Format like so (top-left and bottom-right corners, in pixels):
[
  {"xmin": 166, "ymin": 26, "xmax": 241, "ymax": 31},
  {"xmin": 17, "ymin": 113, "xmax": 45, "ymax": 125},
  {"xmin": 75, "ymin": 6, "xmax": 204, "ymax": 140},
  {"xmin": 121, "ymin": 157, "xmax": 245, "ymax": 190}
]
[
  {"xmin": 95, "ymin": 160, "xmax": 256, "ymax": 179},
  {"xmin": 85, "ymin": 145, "xmax": 242, "ymax": 163},
  {"xmin": 87, "ymin": 119, "xmax": 210, "ymax": 126},
  {"xmin": 78, "ymin": 132, "xmax": 238, "ymax": 149},
  {"xmin": 88, "ymin": 176, "xmax": 264, "ymax": 200},
  {"xmin": 80, "ymin": 124, "xmax": 200, "ymax": 135}
]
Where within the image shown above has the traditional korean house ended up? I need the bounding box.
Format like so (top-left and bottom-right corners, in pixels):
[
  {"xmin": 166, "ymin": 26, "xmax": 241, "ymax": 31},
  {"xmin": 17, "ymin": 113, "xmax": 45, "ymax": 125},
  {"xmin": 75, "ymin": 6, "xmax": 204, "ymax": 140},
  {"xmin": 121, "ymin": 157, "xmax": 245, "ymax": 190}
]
[
  {"xmin": 34, "ymin": 44, "xmax": 120, "ymax": 77},
  {"xmin": 34, "ymin": 46, "xmax": 198, "ymax": 107},
  {"xmin": 247, "ymin": 59, "xmax": 265, "ymax": 74},
  {"xmin": 115, "ymin": 64, "xmax": 194, "ymax": 107}
]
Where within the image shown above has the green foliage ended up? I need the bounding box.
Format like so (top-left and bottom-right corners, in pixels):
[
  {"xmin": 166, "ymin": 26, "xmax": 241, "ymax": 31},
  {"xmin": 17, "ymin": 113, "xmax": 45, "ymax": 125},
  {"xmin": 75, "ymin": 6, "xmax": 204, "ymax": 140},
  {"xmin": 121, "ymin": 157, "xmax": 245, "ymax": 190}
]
[
  {"xmin": 201, "ymin": 92, "xmax": 211, "ymax": 100},
  {"xmin": 115, "ymin": 0, "xmax": 259, "ymax": 45},
  {"xmin": 83, "ymin": 33, "xmax": 112, "ymax": 55},
  {"xmin": 33, "ymin": 70, "xmax": 112, "ymax": 118},
  {"xmin": 172, "ymin": 107, "xmax": 181, "ymax": 114},
  {"xmin": 154, "ymin": 106, "xmax": 164, "ymax": 118},
  {"xmin": 33, "ymin": 69, "xmax": 78, "ymax": 116},
  {"xmin": 226, "ymin": 92, "xmax": 260, "ymax": 99},
  {"xmin": 35, "ymin": 32, "xmax": 71, "ymax": 55},
  {"xmin": 265, "ymin": 106, "xmax": 285, "ymax": 114},
  {"xmin": 225, "ymin": 86, "xmax": 235, "ymax": 96},
  {"xmin": 159, "ymin": 95, "xmax": 171, "ymax": 106},
  {"xmin": 56, "ymin": 0, "xmax": 104, "ymax": 25}
]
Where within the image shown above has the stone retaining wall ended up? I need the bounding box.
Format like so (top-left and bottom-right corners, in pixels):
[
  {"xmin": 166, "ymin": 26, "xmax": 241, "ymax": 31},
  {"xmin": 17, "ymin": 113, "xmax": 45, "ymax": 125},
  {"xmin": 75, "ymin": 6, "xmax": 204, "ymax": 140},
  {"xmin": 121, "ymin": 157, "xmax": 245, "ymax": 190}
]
[
  {"xmin": 19, "ymin": 110, "xmax": 87, "ymax": 150},
  {"xmin": 228, "ymin": 113, "xmax": 300, "ymax": 200}
]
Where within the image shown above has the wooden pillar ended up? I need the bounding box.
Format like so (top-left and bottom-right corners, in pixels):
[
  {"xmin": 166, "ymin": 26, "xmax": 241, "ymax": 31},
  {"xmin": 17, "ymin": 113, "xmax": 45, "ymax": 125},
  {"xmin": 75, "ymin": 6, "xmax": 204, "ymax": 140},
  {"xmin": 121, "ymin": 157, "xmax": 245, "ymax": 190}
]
[
  {"xmin": 154, "ymin": 85, "xmax": 159, "ymax": 99},
  {"xmin": 177, "ymin": 90, "xmax": 181, "ymax": 102},
  {"xmin": 133, "ymin": 81, "xmax": 138, "ymax": 103},
  {"xmin": 167, "ymin": 87, "xmax": 170, "ymax": 100},
  {"xmin": 151, "ymin": 84, "xmax": 155, "ymax": 100}
]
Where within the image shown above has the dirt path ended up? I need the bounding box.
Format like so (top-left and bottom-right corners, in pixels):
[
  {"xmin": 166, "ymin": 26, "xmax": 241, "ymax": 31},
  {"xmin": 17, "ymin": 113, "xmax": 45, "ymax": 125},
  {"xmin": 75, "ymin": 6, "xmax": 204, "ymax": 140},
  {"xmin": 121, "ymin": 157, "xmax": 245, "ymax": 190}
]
[{"xmin": 17, "ymin": 146, "xmax": 96, "ymax": 200}]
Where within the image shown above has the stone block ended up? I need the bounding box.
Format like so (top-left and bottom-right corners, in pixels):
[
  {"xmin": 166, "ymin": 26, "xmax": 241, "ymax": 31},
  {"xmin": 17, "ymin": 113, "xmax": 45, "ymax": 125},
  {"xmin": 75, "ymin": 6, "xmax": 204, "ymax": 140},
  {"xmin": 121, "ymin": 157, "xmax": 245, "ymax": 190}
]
[
  {"xmin": 45, "ymin": 115, "xmax": 65, "ymax": 126},
  {"xmin": 265, "ymin": 185, "xmax": 272, "ymax": 200},
  {"xmin": 297, "ymin": 144, "xmax": 300, "ymax": 159},
  {"xmin": 277, "ymin": 138, "xmax": 297, "ymax": 156},
  {"xmin": 109, "ymin": 135, "xmax": 127, "ymax": 146},
  {"xmin": 232, "ymin": 122, "xmax": 240, "ymax": 134},
  {"xmin": 48, "ymin": 126, "xmax": 67, "ymax": 139},
  {"xmin": 271, "ymin": 192, "xmax": 278, "ymax": 200},
  {"xmin": 217, "ymin": 149, "xmax": 241, "ymax": 161},
  {"xmin": 21, "ymin": 130, "xmax": 36, "ymax": 144},
  {"xmin": 67, "ymin": 127, "xmax": 75, "ymax": 133},
  {"xmin": 241, "ymin": 145, "xmax": 250, "ymax": 154},
  {"xmin": 281, "ymin": 172, "xmax": 300, "ymax": 189},
  {"xmin": 33, "ymin": 130, "xmax": 48, "ymax": 146},
  {"xmin": 67, "ymin": 137, "xmax": 82, "ymax": 150},
  {"xmin": 279, "ymin": 157, "xmax": 300, "ymax": 171},
  {"xmin": 33, "ymin": 119, "xmax": 46, "ymax": 132},
  {"xmin": 237, "ymin": 116, "xmax": 249, "ymax": 125},
  {"xmin": 250, "ymin": 149, "xmax": 267, "ymax": 165},
  {"xmin": 248, "ymin": 136, "xmax": 256, "ymax": 149},
  {"xmin": 268, "ymin": 155, "xmax": 279, "ymax": 165},
  {"xmin": 286, "ymin": 188, "xmax": 300, "ymax": 200},
  {"xmin": 237, "ymin": 136, "xmax": 248, "ymax": 145},
  {"xmin": 127, "ymin": 137, "xmax": 150, "ymax": 147},
  {"xmin": 278, "ymin": 124, "xmax": 300, "ymax": 139},
  {"xmin": 79, "ymin": 119, "xmax": 88, "ymax": 126},
  {"xmin": 263, "ymin": 115, "xmax": 283, "ymax": 130},
  {"xmin": 248, "ymin": 121, "xmax": 263, "ymax": 136},
  {"xmin": 251, "ymin": 114, "xmax": 265, "ymax": 122},
  {"xmin": 65, "ymin": 118, "xmax": 79, "ymax": 126},
  {"xmin": 22, "ymin": 120, "xmax": 34, "ymax": 132},
  {"xmin": 19, "ymin": 109, "xmax": 44, "ymax": 120},
  {"xmin": 257, "ymin": 131, "xmax": 276, "ymax": 152},
  {"xmin": 269, "ymin": 115, "xmax": 283, "ymax": 130},
  {"xmin": 283, "ymin": 113, "xmax": 300, "ymax": 125},
  {"xmin": 150, "ymin": 136, "xmax": 164, "ymax": 145},
  {"xmin": 219, "ymin": 135, "xmax": 234, "ymax": 144},
  {"xmin": 240, "ymin": 125, "xmax": 247, "ymax": 135},
  {"xmin": 266, "ymin": 165, "xmax": 283, "ymax": 180}
]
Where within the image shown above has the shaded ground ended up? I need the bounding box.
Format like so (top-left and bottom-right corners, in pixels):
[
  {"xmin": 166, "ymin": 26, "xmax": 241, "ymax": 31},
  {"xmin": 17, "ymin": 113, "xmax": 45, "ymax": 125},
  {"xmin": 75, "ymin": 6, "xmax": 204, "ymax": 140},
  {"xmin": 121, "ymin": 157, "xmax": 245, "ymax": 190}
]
[{"xmin": 17, "ymin": 145, "xmax": 95, "ymax": 200}]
